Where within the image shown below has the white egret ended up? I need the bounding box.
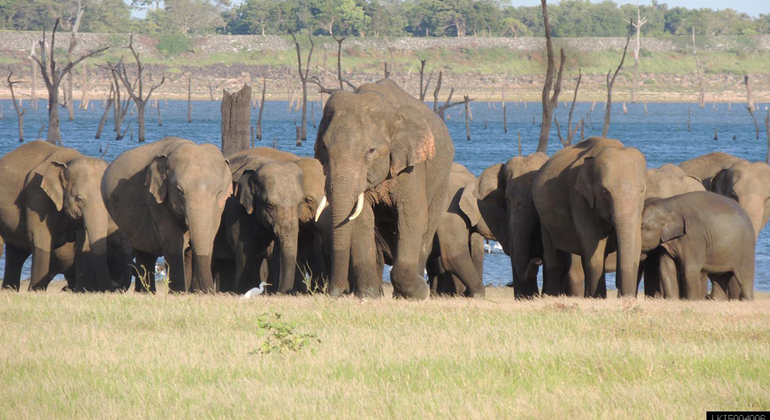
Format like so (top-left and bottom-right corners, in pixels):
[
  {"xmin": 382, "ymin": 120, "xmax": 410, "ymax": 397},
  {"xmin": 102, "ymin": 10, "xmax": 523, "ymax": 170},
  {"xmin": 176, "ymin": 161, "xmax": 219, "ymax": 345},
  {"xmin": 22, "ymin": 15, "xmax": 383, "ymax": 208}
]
[{"xmin": 242, "ymin": 282, "xmax": 270, "ymax": 299}]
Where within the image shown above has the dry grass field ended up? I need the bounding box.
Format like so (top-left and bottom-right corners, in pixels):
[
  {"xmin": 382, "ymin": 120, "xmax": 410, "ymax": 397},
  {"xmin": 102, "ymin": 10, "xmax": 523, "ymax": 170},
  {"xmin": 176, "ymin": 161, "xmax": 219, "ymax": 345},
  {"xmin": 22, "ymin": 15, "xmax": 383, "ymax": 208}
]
[{"xmin": 1, "ymin": 283, "xmax": 769, "ymax": 419}]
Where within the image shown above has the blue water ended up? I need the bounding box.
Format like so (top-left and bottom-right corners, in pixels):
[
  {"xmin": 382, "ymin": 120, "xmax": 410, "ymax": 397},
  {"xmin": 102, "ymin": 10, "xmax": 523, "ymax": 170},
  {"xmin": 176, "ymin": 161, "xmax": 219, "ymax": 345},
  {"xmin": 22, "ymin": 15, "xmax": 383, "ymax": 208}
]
[{"xmin": 1, "ymin": 98, "xmax": 768, "ymax": 292}]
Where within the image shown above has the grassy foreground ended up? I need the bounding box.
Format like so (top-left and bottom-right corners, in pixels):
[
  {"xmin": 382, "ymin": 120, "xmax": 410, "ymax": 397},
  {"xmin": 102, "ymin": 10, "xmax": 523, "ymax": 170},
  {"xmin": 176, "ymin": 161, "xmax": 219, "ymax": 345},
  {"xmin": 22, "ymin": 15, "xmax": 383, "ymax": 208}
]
[{"xmin": 1, "ymin": 284, "xmax": 769, "ymax": 419}]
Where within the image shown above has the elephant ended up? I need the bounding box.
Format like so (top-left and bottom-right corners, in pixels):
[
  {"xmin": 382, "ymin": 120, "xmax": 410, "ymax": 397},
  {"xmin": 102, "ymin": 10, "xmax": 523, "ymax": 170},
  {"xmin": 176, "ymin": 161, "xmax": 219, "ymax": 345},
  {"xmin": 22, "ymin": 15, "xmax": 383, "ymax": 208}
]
[
  {"xmin": 0, "ymin": 141, "xmax": 124, "ymax": 292},
  {"xmin": 640, "ymin": 191, "xmax": 755, "ymax": 300},
  {"xmin": 532, "ymin": 137, "xmax": 646, "ymax": 298},
  {"xmin": 238, "ymin": 148, "xmax": 329, "ymax": 292},
  {"xmin": 101, "ymin": 137, "xmax": 232, "ymax": 293},
  {"xmin": 679, "ymin": 152, "xmax": 770, "ymax": 299},
  {"xmin": 213, "ymin": 149, "xmax": 308, "ymax": 294},
  {"xmin": 314, "ymin": 78, "xmax": 454, "ymax": 299},
  {"xmin": 426, "ymin": 164, "xmax": 505, "ymax": 298}
]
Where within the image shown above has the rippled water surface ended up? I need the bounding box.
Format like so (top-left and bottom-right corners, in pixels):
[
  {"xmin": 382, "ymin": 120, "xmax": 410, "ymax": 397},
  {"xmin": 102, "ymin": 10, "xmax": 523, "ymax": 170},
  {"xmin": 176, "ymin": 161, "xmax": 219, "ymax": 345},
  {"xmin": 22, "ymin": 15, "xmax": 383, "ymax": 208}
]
[{"xmin": 1, "ymin": 98, "xmax": 768, "ymax": 291}]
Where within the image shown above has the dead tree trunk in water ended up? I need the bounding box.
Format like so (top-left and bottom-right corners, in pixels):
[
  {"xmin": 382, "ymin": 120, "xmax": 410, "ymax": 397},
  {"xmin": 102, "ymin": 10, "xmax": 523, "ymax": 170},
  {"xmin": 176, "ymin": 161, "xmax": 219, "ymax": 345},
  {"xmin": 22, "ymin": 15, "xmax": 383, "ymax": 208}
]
[
  {"xmin": 28, "ymin": 43, "xmax": 38, "ymax": 109},
  {"xmin": 745, "ymin": 75, "xmax": 760, "ymax": 140},
  {"xmin": 95, "ymin": 85, "xmax": 113, "ymax": 139},
  {"xmin": 502, "ymin": 85, "xmax": 507, "ymax": 133},
  {"xmin": 187, "ymin": 77, "xmax": 192, "ymax": 123},
  {"xmin": 418, "ymin": 59, "xmax": 433, "ymax": 102},
  {"xmin": 256, "ymin": 77, "xmax": 266, "ymax": 140},
  {"xmin": 631, "ymin": 4, "xmax": 647, "ymax": 103},
  {"xmin": 464, "ymin": 95, "xmax": 471, "ymax": 140},
  {"xmin": 30, "ymin": 18, "xmax": 108, "ymax": 145},
  {"xmin": 7, "ymin": 72, "xmax": 26, "ymax": 142},
  {"xmin": 65, "ymin": 0, "xmax": 85, "ymax": 122},
  {"xmin": 765, "ymin": 108, "xmax": 769, "ymax": 164},
  {"xmin": 221, "ymin": 83, "xmax": 252, "ymax": 156},
  {"xmin": 602, "ymin": 30, "xmax": 631, "ymax": 137},
  {"xmin": 692, "ymin": 27, "xmax": 706, "ymax": 108},
  {"xmin": 290, "ymin": 32, "xmax": 315, "ymax": 141},
  {"xmin": 537, "ymin": 0, "xmax": 565, "ymax": 153}
]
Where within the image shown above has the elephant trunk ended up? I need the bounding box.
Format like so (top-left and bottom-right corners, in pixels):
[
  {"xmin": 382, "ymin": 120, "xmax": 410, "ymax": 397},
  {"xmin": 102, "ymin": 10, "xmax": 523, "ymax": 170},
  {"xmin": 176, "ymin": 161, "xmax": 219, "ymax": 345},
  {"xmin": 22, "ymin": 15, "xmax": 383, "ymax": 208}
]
[
  {"xmin": 329, "ymin": 186, "xmax": 356, "ymax": 297},
  {"xmin": 739, "ymin": 195, "xmax": 765, "ymax": 240},
  {"xmin": 614, "ymin": 211, "xmax": 642, "ymax": 298},
  {"xmin": 83, "ymin": 207, "xmax": 112, "ymax": 291},
  {"xmin": 510, "ymin": 204, "xmax": 539, "ymax": 298},
  {"xmin": 187, "ymin": 205, "xmax": 219, "ymax": 293},
  {"xmin": 274, "ymin": 214, "xmax": 300, "ymax": 294}
]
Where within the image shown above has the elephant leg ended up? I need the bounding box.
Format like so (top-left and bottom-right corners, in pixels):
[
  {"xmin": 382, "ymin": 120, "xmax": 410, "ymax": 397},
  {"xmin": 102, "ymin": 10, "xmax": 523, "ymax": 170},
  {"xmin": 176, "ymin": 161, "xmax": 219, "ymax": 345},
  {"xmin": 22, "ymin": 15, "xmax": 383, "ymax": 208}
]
[
  {"xmin": 349, "ymin": 205, "xmax": 380, "ymax": 298},
  {"xmin": 563, "ymin": 254, "xmax": 583, "ymax": 297},
  {"xmin": 680, "ymin": 264, "xmax": 706, "ymax": 300},
  {"xmin": 732, "ymin": 264, "xmax": 754, "ymax": 301},
  {"xmin": 708, "ymin": 273, "xmax": 732, "ymax": 301},
  {"xmin": 28, "ymin": 234, "xmax": 54, "ymax": 291},
  {"xmin": 184, "ymin": 246, "xmax": 194, "ymax": 292},
  {"xmin": 427, "ymin": 257, "xmax": 441, "ymax": 297},
  {"xmin": 657, "ymin": 253, "xmax": 679, "ymax": 299},
  {"xmin": 580, "ymin": 238, "xmax": 608, "ymax": 299},
  {"xmin": 215, "ymin": 258, "xmax": 237, "ymax": 293},
  {"xmin": 726, "ymin": 277, "xmax": 743, "ymax": 300},
  {"xmin": 2, "ymin": 244, "xmax": 29, "ymax": 291},
  {"xmin": 470, "ymin": 233, "xmax": 485, "ymax": 280},
  {"xmin": 133, "ymin": 251, "xmax": 157, "ymax": 293},
  {"xmin": 541, "ymin": 227, "xmax": 568, "ymax": 297},
  {"xmin": 442, "ymin": 252, "xmax": 485, "ymax": 298}
]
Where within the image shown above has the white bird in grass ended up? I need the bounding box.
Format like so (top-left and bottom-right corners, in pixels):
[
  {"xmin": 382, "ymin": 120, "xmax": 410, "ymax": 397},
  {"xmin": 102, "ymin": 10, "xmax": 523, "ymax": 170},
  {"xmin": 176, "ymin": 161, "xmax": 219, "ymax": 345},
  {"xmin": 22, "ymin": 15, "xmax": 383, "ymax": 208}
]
[{"xmin": 242, "ymin": 282, "xmax": 270, "ymax": 299}]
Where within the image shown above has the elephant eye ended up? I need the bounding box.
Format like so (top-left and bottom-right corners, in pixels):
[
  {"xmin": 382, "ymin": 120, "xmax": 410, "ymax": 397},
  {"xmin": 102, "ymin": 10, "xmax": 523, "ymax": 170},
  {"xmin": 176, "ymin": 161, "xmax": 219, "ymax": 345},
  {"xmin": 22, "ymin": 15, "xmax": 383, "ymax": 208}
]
[
  {"xmin": 602, "ymin": 188, "xmax": 610, "ymax": 196},
  {"xmin": 730, "ymin": 191, "xmax": 738, "ymax": 200},
  {"xmin": 176, "ymin": 186, "xmax": 184, "ymax": 195},
  {"xmin": 366, "ymin": 148, "xmax": 377, "ymax": 160},
  {"xmin": 75, "ymin": 195, "xmax": 85, "ymax": 203}
]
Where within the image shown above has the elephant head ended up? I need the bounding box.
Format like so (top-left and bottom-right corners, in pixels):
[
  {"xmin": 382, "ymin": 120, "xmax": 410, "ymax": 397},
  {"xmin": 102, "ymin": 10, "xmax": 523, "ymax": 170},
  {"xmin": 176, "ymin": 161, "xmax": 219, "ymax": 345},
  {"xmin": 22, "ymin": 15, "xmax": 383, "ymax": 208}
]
[
  {"xmin": 575, "ymin": 147, "xmax": 646, "ymax": 296},
  {"xmin": 40, "ymin": 156, "xmax": 115, "ymax": 291},
  {"xmin": 710, "ymin": 161, "xmax": 770, "ymax": 239},
  {"xmin": 235, "ymin": 161, "xmax": 303, "ymax": 293},
  {"xmin": 645, "ymin": 164, "xmax": 704, "ymax": 200},
  {"xmin": 145, "ymin": 143, "xmax": 232, "ymax": 292},
  {"xmin": 293, "ymin": 157, "xmax": 327, "ymax": 225},
  {"xmin": 640, "ymin": 198, "xmax": 685, "ymax": 253},
  {"xmin": 314, "ymin": 90, "xmax": 436, "ymax": 295}
]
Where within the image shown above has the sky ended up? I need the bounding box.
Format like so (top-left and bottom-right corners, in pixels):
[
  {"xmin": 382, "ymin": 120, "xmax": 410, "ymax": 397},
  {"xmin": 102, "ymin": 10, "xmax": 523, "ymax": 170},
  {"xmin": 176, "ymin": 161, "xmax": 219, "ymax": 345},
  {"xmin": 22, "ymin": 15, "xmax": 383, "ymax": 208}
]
[{"xmin": 129, "ymin": 0, "xmax": 767, "ymax": 20}]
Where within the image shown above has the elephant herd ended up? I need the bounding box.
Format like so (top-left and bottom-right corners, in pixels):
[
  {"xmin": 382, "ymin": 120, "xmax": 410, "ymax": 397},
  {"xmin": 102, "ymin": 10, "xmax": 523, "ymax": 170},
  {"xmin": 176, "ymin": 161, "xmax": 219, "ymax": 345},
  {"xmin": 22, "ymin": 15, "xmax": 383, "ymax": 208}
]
[{"xmin": 0, "ymin": 78, "xmax": 766, "ymax": 301}]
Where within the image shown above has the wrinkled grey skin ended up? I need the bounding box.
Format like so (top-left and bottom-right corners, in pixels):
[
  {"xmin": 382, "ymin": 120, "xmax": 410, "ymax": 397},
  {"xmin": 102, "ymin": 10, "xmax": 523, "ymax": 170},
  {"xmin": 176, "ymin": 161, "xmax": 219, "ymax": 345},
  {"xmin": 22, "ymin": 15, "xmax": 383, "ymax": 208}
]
[
  {"xmin": 641, "ymin": 192, "xmax": 755, "ymax": 300},
  {"xmin": 102, "ymin": 137, "xmax": 232, "ymax": 293},
  {"xmin": 240, "ymin": 148, "xmax": 328, "ymax": 292},
  {"xmin": 0, "ymin": 141, "xmax": 122, "ymax": 292},
  {"xmin": 314, "ymin": 79, "xmax": 454, "ymax": 299},
  {"xmin": 679, "ymin": 152, "xmax": 770, "ymax": 299},
  {"xmin": 533, "ymin": 137, "xmax": 646, "ymax": 298},
  {"xmin": 213, "ymin": 150, "xmax": 304, "ymax": 294}
]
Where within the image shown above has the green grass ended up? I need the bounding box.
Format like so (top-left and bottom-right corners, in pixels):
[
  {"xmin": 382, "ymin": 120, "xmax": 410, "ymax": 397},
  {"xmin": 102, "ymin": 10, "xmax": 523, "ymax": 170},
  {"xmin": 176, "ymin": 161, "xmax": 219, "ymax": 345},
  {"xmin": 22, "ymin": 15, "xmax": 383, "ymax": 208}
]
[{"xmin": 1, "ymin": 284, "xmax": 768, "ymax": 419}]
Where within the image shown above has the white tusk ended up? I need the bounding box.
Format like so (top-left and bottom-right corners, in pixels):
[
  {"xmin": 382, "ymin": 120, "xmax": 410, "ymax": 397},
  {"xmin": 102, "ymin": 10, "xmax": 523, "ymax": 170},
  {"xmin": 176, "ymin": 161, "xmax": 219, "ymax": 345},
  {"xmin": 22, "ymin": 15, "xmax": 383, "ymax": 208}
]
[
  {"xmin": 349, "ymin": 192, "xmax": 365, "ymax": 221},
  {"xmin": 314, "ymin": 196, "xmax": 328, "ymax": 223}
]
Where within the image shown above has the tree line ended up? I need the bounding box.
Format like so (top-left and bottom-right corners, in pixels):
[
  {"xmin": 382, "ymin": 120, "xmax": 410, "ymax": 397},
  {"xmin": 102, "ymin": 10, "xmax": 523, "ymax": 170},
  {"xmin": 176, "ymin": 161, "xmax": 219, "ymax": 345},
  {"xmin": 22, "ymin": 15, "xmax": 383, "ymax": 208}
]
[{"xmin": 1, "ymin": 0, "xmax": 769, "ymax": 37}]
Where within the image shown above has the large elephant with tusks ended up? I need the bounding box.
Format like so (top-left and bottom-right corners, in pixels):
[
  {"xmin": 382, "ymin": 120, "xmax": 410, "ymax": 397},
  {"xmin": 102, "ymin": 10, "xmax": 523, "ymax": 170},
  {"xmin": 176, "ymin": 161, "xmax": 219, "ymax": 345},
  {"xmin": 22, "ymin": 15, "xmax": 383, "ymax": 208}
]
[{"xmin": 314, "ymin": 79, "xmax": 454, "ymax": 299}]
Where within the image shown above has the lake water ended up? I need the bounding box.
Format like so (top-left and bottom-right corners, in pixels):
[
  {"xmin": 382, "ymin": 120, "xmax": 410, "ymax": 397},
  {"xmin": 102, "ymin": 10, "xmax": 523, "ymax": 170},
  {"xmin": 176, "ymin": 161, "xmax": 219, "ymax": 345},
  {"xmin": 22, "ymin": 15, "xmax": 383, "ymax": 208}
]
[{"xmin": 2, "ymin": 98, "xmax": 769, "ymax": 292}]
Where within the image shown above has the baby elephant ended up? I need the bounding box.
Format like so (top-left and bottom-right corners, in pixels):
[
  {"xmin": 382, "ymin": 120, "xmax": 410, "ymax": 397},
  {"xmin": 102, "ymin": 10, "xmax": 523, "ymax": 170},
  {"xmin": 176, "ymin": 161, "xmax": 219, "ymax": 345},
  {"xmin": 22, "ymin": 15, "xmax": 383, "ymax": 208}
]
[{"xmin": 641, "ymin": 191, "xmax": 755, "ymax": 300}]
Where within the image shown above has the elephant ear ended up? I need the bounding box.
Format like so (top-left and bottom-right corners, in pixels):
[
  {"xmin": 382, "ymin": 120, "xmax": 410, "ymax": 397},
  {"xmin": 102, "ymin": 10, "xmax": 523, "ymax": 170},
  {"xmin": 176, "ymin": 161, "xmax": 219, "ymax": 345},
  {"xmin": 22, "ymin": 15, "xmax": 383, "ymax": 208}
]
[
  {"xmin": 217, "ymin": 163, "xmax": 234, "ymax": 210},
  {"xmin": 389, "ymin": 107, "xmax": 436, "ymax": 176},
  {"xmin": 710, "ymin": 169, "xmax": 729, "ymax": 195},
  {"xmin": 145, "ymin": 155, "xmax": 168, "ymax": 204},
  {"xmin": 575, "ymin": 157, "xmax": 596, "ymax": 209},
  {"xmin": 661, "ymin": 213, "xmax": 686, "ymax": 243},
  {"xmin": 41, "ymin": 161, "xmax": 68, "ymax": 212},
  {"xmin": 476, "ymin": 163, "xmax": 506, "ymax": 205},
  {"xmin": 459, "ymin": 182, "xmax": 482, "ymax": 227},
  {"xmin": 236, "ymin": 170, "xmax": 256, "ymax": 215}
]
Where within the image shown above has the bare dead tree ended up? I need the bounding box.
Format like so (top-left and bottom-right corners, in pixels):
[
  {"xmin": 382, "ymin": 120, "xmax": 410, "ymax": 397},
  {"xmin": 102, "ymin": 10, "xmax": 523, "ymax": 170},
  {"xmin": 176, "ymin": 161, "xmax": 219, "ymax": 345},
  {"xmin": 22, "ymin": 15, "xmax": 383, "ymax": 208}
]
[
  {"xmin": 256, "ymin": 77, "xmax": 266, "ymax": 140},
  {"xmin": 27, "ymin": 42, "xmax": 38, "ymax": 109},
  {"xmin": 187, "ymin": 75, "xmax": 192, "ymax": 123},
  {"xmin": 602, "ymin": 29, "xmax": 631, "ymax": 137},
  {"xmin": 555, "ymin": 68, "xmax": 583, "ymax": 147},
  {"xmin": 95, "ymin": 84, "xmax": 113, "ymax": 139},
  {"xmin": 207, "ymin": 79, "xmax": 219, "ymax": 101},
  {"xmin": 745, "ymin": 75, "xmax": 760, "ymax": 140},
  {"xmin": 692, "ymin": 27, "xmax": 706, "ymax": 108},
  {"xmin": 418, "ymin": 59, "xmax": 434, "ymax": 101},
  {"xmin": 107, "ymin": 35, "xmax": 165, "ymax": 143},
  {"xmin": 631, "ymin": 1, "xmax": 647, "ymax": 103},
  {"xmin": 765, "ymin": 107, "xmax": 769, "ymax": 164},
  {"xmin": 332, "ymin": 35, "xmax": 347, "ymax": 90},
  {"xmin": 221, "ymin": 83, "xmax": 252, "ymax": 155},
  {"xmin": 7, "ymin": 71, "xmax": 26, "ymax": 142},
  {"xmin": 502, "ymin": 84, "xmax": 507, "ymax": 133},
  {"xmin": 433, "ymin": 71, "xmax": 443, "ymax": 113},
  {"xmin": 537, "ymin": 0, "xmax": 566, "ymax": 153},
  {"xmin": 517, "ymin": 131, "xmax": 522, "ymax": 156},
  {"xmin": 64, "ymin": 0, "xmax": 85, "ymax": 122},
  {"xmin": 464, "ymin": 95, "xmax": 472, "ymax": 140},
  {"xmin": 290, "ymin": 32, "xmax": 315, "ymax": 141},
  {"xmin": 79, "ymin": 62, "xmax": 89, "ymax": 109},
  {"xmin": 30, "ymin": 19, "xmax": 108, "ymax": 145},
  {"xmin": 435, "ymin": 86, "xmax": 470, "ymax": 121}
]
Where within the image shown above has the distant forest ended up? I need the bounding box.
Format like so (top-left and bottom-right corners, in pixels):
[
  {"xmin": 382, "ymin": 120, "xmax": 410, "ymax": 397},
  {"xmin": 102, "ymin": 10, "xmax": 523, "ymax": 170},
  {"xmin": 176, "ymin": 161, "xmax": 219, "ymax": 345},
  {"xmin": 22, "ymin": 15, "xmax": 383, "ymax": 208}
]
[{"xmin": 1, "ymin": 0, "xmax": 769, "ymax": 37}]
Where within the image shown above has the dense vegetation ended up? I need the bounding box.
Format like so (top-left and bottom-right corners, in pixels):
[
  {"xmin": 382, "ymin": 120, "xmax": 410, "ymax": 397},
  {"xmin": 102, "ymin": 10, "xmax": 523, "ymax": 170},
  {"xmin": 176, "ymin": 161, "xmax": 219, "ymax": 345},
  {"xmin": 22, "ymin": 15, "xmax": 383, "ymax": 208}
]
[{"xmin": 1, "ymin": 0, "xmax": 769, "ymax": 38}]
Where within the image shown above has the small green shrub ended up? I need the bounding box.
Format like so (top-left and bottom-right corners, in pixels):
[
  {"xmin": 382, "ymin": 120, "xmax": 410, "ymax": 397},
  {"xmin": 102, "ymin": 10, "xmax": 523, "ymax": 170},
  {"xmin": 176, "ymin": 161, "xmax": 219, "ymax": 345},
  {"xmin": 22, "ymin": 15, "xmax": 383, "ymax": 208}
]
[{"xmin": 250, "ymin": 312, "xmax": 319, "ymax": 355}]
